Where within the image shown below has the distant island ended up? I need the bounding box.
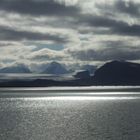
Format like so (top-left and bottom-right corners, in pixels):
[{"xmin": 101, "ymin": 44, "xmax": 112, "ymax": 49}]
[{"xmin": 0, "ymin": 60, "xmax": 140, "ymax": 87}]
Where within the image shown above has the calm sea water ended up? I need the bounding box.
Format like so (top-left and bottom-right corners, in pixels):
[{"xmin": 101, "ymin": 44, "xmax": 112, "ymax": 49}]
[
  {"xmin": 0, "ymin": 87, "xmax": 140, "ymax": 140},
  {"xmin": 0, "ymin": 73, "xmax": 75, "ymax": 82}
]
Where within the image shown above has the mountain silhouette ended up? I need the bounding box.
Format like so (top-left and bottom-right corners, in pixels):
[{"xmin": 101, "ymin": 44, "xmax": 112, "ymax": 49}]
[
  {"xmin": 93, "ymin": 60, "xmax": 140, "ymax": 85},
  {"xmin": 42, "ymin": 61, "xmax": 68, "ymax": 75},
  {"xmin": 0, "ymin": 64, "xmax": 31, "ymax": 73},
  {"xmin": 74, "ymin": 70, "xmax": 90, "ymax": 79}
]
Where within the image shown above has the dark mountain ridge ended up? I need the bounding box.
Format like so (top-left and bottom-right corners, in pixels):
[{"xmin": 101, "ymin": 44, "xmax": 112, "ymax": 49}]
[
  {"xmin": 74, "ymin": 70, "xmax": 90, "ymax": 79},
  {"xmin": 93, "ymin": 60, "xmax": 140, "ymax": 85}
]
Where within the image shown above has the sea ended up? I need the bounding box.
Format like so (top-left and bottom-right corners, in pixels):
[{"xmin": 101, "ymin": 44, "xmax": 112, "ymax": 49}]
[
  {"xmin": 0, "ymin": 86, "xmax": 140, "ymax": 140},
  {"xmin": 0, "ymin": 73, "xmax": 75, "ymax": 82}
]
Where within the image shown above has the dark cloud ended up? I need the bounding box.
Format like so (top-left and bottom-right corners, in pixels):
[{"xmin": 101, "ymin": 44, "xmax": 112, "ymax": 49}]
[
  {"xmin": 0, "ymin": 25, "xmax": 67, "ymax": 43},
  {"xmin": 100, "ymin": 40, "xmax": 126, "ymax": 48},
  {"xmin": 67, "ymin": 46, "xmax": 140, "ymax": 61},
  {"xmin": 2, "ymin": 0, "xmax": 140, "ymax": 38},
  {"xmin": 113, "ymin": 24, "xmax": 140, "ymax": 36},
  {"xmin": 0, "ymin": 0, "xmax": 80, "ymax": 16},
  {"xmin": 80, "ymin": 15, "xmax": 126, "ymax": 28},
  {"xmin": 78, "ymin": 14, "xmax": 140, "ymax": 37},
  {"xmin": 96, "ymin": 0, "xmax": 140, "ymax": 17},
  {"xmin": 115, "ymin": 1, "xmax": 140, "ymax": 16},
  {"xmin": 75, "ymin": 1, "xmax": 140, "ymax": 37},
  {"xmin": 77, "ymin": 14, "xmax": 127, "ymax": 32}
]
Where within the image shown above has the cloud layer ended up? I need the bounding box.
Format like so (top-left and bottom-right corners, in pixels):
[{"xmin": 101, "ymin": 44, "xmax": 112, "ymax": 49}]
[{"xmin": 0, "ymin": 0, "xmax": 140, "ymax": 70}]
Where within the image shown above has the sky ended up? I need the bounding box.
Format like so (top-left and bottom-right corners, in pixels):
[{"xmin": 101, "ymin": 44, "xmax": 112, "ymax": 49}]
[{"xmin": 0, "ymin": 0, "xmax": 140, "ymax": 71}]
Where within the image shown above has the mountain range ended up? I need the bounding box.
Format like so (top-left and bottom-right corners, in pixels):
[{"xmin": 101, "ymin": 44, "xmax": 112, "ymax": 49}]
[
  {"xmin": 0, "ymin": 61, "xmax": 96, "ymax": 75},
  {"xmin": 0, "ymin": 64, "xmax": 31, "ymax": 73},
  {"xmin": 1, "ymin": 60, "xmax": 140, "ymax": 87}
]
